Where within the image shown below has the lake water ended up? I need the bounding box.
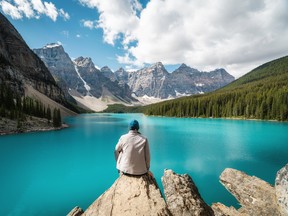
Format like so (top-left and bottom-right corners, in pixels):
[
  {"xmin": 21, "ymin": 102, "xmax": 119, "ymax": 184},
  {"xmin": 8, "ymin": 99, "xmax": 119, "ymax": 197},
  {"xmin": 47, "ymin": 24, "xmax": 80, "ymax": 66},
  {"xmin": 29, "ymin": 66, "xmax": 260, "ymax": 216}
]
[{"xmin": 0, "ymin": 113, "xmax": 288, "ymax": 215}]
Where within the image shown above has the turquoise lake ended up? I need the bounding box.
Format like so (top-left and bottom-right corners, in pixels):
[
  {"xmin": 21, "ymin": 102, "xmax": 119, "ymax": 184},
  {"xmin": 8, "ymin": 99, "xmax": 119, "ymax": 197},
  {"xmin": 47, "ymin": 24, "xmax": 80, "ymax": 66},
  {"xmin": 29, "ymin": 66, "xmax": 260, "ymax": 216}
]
[{"xmin": 0, "ymin": 113, "xmax": 288, "ymax": 215}]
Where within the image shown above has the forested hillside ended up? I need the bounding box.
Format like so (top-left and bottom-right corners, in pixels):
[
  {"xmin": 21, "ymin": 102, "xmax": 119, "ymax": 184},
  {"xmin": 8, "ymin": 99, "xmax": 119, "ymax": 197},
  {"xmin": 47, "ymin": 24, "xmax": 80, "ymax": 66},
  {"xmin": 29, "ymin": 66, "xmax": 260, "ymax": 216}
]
[
  {"xmin": 0, "ymin": 84, "xmax": 62, "ymax": 129},
  {"xmin": 144, "ymin": 56, "xmax": 288, "ymax": 121}
]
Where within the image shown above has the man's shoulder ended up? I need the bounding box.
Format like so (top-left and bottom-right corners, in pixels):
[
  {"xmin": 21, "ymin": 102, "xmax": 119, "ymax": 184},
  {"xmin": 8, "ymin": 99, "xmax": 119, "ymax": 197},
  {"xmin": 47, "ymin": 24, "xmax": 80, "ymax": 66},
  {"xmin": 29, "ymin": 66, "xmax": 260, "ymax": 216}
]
[{"xmin": 125, "ymin": 131, "xmax": 147, "ymax": 140}]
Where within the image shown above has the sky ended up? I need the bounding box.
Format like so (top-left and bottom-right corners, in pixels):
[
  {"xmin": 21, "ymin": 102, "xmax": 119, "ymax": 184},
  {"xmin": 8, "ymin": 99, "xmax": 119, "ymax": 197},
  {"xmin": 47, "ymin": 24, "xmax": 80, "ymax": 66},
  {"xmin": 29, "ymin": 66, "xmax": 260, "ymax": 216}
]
[{"xmin": 0, "ymin": 0, "xmax": 288, "ymax": 78}]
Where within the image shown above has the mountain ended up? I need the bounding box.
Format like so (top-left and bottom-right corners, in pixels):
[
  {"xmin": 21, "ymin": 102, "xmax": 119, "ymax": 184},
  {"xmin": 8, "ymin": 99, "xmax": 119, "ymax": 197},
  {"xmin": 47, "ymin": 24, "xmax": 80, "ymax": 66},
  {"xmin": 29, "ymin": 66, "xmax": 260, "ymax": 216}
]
[
  {"xmin": 115, "ymin": 67, "xmax": 129, "ymax": 83},
  {"xmin": 171, "ymin": 64, "xmax": 234, "ymax": 96},
  {"xmin": 119, "ymin": 62, "xmax": 234, "ymax": 99},
  {"xmin": 0, "ymin": 12, "xmax": 77, "ymax": 134},
  {"xmin": 34, "ymin": 45, "xmax": 137, "ymax": 111},
  {"xmin": 144, "ymin": 55, "xmax": 288, "ymax": 121},
  {"xmin": 101, "ymin": 66, "xmax": 117, "ymax": 82},
  {"xmin": 128, "ymin": 62, "xmax": 173, "ymax": 99},
  {"xmin": 0, "ymin": 13, "xmax": 65, "ymax": 103},
  {"xmin": 33, "ymin": 43, "xmax": 87, "ymax": 97},
  {"xmin": 74, "ymin": 57, "xmax": 135, "ymax": 103}
]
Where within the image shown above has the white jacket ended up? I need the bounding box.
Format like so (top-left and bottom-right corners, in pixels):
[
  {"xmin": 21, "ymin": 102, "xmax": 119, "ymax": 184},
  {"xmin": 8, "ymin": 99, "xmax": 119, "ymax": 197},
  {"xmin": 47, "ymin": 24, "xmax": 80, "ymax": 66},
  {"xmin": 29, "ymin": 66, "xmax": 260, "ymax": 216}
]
[{"xmin": 115, "ymin": 130, "xmax": 150, "ymax": 175}]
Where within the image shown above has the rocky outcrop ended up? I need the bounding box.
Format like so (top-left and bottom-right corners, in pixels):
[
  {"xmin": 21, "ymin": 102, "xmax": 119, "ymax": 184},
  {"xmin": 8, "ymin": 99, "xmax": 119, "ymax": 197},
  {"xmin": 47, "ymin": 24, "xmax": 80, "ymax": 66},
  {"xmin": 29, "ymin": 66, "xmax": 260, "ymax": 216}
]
[
  {"xmin": 69, "ymin": 164, "xmax": 288, "ymax": 216},
  {"xmin": 82, "ymin": 174, "xmax": 171, "ymax": 216},
  {"xmin": 275, "ymin": 164, "xmax": 288, "ymax": 215},
  {"xmin": 67, "ymin": 206, "xmax": 84, "ymax": 216},
  {"xmin": 162, "ymin": 169, "xmax": 214, "ymax": 216},
  {"xmin": 212, "ymin": 165, "xmax": 288, "ymax": 216}
]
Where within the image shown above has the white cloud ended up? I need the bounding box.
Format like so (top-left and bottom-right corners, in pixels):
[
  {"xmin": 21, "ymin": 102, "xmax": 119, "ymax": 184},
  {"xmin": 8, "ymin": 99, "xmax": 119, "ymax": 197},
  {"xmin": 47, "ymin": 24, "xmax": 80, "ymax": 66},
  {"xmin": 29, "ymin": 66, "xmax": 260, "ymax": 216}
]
[
  {"xmin": 79, "ymin": 0, "xmax": 141, "ymax": 45},
  {"xmin": 43, "ymin": 2, "xmax": 57, "ymax": 21},
  {"xmin": 81, "ymin": 19, "xmax": 97, "ymax": 29},
  {"xmin": 76, "ymin": 34, "xmax": 81, "ymax": 38},
  {"xmin": 79, "ymin": 0, "xmax": 288, "ymax": 78},
  {"xmin": 0, "ymin": 0, "xmax": 70, "ymax": 22},
  {"xmin": 59, "ymin": 8, "xmax": 70, "ymax": 21},
  {"xmin": 0, "ymin": 1, "xmax": 22, "ymax": 19}
]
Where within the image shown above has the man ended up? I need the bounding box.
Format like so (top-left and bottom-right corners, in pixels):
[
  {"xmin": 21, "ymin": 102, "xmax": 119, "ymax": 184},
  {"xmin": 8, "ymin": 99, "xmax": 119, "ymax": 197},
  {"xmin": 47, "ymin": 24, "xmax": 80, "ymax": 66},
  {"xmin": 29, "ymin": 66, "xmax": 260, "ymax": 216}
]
[{"xmin": 115, "ymin": 120, "xmax": 150, "ymax": 176}]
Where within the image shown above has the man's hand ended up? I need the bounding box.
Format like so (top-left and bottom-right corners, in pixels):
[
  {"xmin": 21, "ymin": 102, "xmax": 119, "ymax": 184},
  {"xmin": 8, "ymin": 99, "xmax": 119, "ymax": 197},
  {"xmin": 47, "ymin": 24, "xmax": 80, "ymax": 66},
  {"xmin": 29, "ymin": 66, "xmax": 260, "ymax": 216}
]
[{"xmin": 148, "ymin": 171, "xmax": 154, "ymax": 178}]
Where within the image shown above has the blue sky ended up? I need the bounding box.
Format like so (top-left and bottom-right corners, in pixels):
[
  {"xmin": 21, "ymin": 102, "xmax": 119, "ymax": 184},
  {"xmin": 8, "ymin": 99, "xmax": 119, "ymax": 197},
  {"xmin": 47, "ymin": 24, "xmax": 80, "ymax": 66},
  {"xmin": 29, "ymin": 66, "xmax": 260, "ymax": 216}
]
[{"xmin": 1, "ymin": 0, "xmax": 288, "ymax": 78}]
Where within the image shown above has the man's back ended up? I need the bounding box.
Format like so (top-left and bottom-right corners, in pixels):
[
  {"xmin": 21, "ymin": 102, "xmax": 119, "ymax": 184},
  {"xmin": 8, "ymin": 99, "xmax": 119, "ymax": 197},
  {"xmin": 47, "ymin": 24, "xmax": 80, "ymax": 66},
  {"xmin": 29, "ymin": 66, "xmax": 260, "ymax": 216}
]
[{"xmin": 115, "ymin": 130, "xmax": 150, "ymax": 175}]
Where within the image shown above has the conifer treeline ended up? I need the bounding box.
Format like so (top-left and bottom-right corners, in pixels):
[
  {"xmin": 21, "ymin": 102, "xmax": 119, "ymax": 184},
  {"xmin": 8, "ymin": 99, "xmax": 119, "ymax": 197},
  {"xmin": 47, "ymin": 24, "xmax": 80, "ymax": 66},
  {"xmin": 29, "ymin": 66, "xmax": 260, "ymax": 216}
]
[
  {"xmin": 0, "ymin": 84, "xmax": 62, "ymax": 127},
  {"xmin": 144, "ymin": 56, "xmax": 288, "ymax": 121}
]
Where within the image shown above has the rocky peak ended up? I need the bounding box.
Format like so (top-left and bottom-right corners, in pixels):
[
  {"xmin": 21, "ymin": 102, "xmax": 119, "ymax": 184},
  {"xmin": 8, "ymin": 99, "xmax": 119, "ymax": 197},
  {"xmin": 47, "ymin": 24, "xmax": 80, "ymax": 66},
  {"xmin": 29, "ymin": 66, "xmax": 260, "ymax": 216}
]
[
  {"xmin": 173, "ymin": 64, "xmax": 200, "ymax": 75},
  {"xmin": 115, "ymin": 67, "xmax": 129, "ymax": 83},
  {"xmin": 101, "ymin": 66, "xmax": 117, "ymax": 82},
  {"xmin": 100, "ymin": 66, "xmax": 113, "ymax": 73},
  {"xmin": 43, "ymin": 43, "xmax": 63, "ymax": 50},
  {"xmin": 33, "ymin": 43, "xmax": 71, "ymax": 67},
  {"xmin": 147, "ymin": 62, "xmax": 168, "ymax": 76},
  {"xmin": 74, "ymin": 57, "xmax": 95, "ymax": 69},
  {"xmin": 0, "ymin": 12, "xmax": 66, "ymax": 103}
]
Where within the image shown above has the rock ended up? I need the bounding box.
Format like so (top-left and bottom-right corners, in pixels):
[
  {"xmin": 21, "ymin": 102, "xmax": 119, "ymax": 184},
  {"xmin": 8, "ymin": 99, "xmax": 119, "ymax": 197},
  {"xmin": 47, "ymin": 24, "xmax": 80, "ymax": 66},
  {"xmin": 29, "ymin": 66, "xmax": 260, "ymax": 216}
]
[
  {"xmin": 212, "ymin": 202, "xmax": 247, "ymax": 216},
  {"xmin": 218, "ymin": 168, "xmax": 282, "ymax": 216},
  {"xmin": 162, "ymin": 169, "xmax": 214, "ymax": 216},
  {"xmin": 82, "ymin": 174, "xmax": 171, "ymax": 216},
  {"xmin": 67, "ymin": 206, "xmax": 84, "ymax": 216},
  {"xmin": 275, "ymin": 163, "xmax": 288, "ymax": 215}
]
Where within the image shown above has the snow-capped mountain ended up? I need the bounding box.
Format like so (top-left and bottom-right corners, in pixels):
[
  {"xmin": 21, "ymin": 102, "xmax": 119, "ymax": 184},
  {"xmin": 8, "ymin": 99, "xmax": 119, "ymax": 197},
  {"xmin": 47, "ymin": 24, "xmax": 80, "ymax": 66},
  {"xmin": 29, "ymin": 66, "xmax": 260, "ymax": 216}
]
[
  {"xmin": 33, "ymin": 44, "xmax": 136, "ymax": 111},
  {"xmin": 170, "ymin": 64, "xmax": 235, "ymax": 95},
  {"xmin": 127, "ymin": 62, "xmax": 173, "ymax": 99},
  {"xmin": 34, "ymin": 43, "xmax": 235, "ymax": 110},
  {"xmin": 33, "ymin": 43, "xmax": 83, "ymax": 99},
  {"xmin": 107, "ymin": 62, "xmax": 235, "ymax": 100}
]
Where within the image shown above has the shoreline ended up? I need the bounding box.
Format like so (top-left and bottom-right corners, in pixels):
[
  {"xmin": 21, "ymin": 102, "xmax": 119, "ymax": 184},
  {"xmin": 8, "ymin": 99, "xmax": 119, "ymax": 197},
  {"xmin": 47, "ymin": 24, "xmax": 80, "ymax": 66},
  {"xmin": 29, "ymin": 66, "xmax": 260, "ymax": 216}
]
[
  {"xmin": 0, "ymin": 116, "xmax": 69, "ymax": 136},
  {"xmin": 0, "ymin": 124, "xmax": 69, "ymax": 136}
]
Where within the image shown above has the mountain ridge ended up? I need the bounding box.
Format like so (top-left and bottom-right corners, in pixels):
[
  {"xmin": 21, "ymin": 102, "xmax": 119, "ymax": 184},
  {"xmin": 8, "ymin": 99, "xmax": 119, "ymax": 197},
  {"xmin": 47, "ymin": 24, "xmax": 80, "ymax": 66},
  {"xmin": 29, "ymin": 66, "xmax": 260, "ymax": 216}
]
[
  {"xmin": 143, "ymin": 55, "xmax": 288, "ymax": 121},
  {"xmin": 34, "ymin": 43, "xmax": 235, "ymax": 110}
]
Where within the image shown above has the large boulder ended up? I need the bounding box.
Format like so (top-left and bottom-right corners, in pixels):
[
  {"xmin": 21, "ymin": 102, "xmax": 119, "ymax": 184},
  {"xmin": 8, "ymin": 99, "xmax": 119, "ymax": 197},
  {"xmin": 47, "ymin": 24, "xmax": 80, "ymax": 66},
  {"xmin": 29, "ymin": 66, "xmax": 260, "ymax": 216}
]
[
  {"xmin": 275, "ymin": 164, "xmax": 288, "ymax": 215},
  {"xmin": 162, "ymin": 169, "xmax": 214, "ymax": 216},
  {"xmin": 212, "ymin": 168, "xmax": 282, "ymax": 216},
  {"xmin": 82, "ymin": 174, "xmax": 171, "ymax": 216}
]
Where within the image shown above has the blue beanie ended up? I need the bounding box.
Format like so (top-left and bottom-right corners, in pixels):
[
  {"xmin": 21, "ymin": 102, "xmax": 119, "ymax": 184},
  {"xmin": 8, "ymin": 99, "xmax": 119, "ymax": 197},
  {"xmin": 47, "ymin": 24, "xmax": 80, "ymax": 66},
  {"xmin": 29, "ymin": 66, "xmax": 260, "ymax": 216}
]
[{"xmin": 129, "ymin": 120, "xmax": 139, "ymax": 130}]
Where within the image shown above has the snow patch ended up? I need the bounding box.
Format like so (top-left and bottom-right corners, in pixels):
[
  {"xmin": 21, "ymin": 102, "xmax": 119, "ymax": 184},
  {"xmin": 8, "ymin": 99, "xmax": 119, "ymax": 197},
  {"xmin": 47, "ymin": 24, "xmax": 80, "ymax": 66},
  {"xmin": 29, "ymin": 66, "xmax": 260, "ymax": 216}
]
[
  {"xmin": 132, "ymin": 94, "xmax": 172, "ymax": 105},
  {"xmin": 195, "ymin": 83, "xmax": 204, "ymax": 87},
  {"xmin": 44, "ymin": 43, "xmax": 61, "ymax": 49},
  {"xmin": 73, "ymin": 64, "xmax": 91, "ymax": 94},
  {"xmin": 175, "ymin": 90, "xmax": 190, "ymax": 97}
]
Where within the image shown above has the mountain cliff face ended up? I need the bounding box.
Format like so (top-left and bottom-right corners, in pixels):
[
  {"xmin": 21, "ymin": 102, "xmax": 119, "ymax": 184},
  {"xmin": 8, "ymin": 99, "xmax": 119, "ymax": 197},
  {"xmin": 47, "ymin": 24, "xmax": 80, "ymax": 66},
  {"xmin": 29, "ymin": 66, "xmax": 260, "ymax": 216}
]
[
  {"xmin": 107, "ymin": 63, "xmax": 235, "ymax": 99},
  {"xmin": 33, "ymin": 43, "xmax": 83, "ymax": 99},
  {"xmin": 171, "ymin": 64, "xmax": 235, "ymax": 96},
  {"xmin": 34, "ymin": 44, "xmax": 136, "ymax": 109},
  {"xmin": 100, "ymin": 66, "xmax": 117, "ymax": 82},
  {"xmin": 0, "ymin": 13, "xmax": 65, "ymax": 103},
  {"xmin": 128, "ymin": 62, "xmax": 173, "ymax": 99},
  {"xmin": 74, "ymin": 57, "xmax": 135, "ymax": 103}
]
